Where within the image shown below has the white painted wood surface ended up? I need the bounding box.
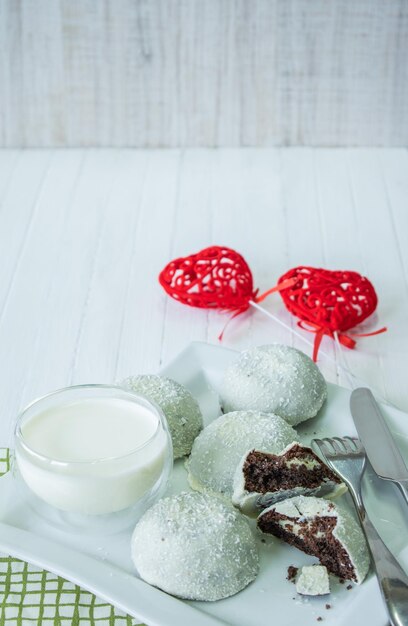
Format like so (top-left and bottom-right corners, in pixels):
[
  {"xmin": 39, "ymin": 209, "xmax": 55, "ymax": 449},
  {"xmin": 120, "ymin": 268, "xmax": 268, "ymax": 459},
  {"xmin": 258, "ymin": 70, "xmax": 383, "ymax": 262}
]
[
  {"xmin": 0, "ymin": 147, "xmax": 407, "ymax": 450},
  {"xmin": 0, "ymin": 1, "xmax": 407, "ymax": 147},
  {"xmin": 0, "ymin": 146, "xmax": 407, "ymax": 624}
]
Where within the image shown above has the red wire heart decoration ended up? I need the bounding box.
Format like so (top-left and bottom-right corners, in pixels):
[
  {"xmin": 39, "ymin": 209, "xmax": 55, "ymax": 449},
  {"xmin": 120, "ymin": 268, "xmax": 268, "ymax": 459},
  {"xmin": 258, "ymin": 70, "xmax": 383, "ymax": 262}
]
[
  {"xmin": 158, "ymin": 246, "xmax": 298, "ymax": 338},
  {"xmin": 159, "ymin": 246, "xmax": 258, "ymax": 312},
  {"xmin": 159, "ymin": 249, "xmax": 386, "ymax": 359},
  {"xmin": 278, "ymin": 266, "xmax": 387, "ymax": 360}
]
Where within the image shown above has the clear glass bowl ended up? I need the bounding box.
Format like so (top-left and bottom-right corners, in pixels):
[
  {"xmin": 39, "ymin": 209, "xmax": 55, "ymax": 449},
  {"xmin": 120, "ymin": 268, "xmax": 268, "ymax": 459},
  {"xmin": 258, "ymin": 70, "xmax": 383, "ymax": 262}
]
[{"xmin": 13, "ymin": 384, "xmax": 173, "ymax": 533}]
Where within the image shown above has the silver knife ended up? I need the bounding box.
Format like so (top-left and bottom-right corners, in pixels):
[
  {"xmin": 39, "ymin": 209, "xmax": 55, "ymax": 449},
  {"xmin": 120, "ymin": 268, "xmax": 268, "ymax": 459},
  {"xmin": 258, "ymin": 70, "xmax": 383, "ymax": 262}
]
[{"xmin": 350, "ymin": 387, "xmax": 408, "ymax": 505}]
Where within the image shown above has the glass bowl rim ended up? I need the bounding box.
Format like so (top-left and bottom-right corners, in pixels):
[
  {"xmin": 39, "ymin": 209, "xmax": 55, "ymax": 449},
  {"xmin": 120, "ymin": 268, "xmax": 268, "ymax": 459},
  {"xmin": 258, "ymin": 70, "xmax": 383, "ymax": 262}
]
[{"xmin": 14, "ymin": 383, "xmax": 170, "ymax": 466}]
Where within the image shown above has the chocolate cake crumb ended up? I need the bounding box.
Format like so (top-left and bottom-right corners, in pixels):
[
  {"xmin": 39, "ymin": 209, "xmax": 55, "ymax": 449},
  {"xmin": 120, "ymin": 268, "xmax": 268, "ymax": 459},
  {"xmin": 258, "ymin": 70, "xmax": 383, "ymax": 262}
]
[
  {"xmin": 261, "ymin": 538, "xmax": 266, "ymax": 543},
  {"xmin": 242, "ymin": 446, "xmax": 342, "ymax": 495},
  {"xmin": 317, "ymin": 618, "xmax": 323, "ymax": 622},
  {"xmin": 338, "ymin": 578, "xmax": 345, "ymax": 584},
  {"xmin": 325, "ymin": 604, "xmax": 331, "ymax": 609},
  {"xmin": 287, "ymin": 565, "xmax": 298, "ymax": 582},
  {"xmin": 258, "ymin": 511, "xmax": 356, "ymax": 581},
  {"xmin": 347, "ymin": 584, "xmax": 353, "ymax": 590}
]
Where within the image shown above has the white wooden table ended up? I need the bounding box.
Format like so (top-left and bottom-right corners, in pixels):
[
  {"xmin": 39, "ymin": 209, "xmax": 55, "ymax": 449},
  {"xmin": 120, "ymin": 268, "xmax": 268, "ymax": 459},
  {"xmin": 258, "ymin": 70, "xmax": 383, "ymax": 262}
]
[
  {"xmin": 0, "ymin": 147, "xmax": 407, "ymax": 625},
  {"xmin": 0, "ymin": 147, "xmax": 407, "ymax": 449}
]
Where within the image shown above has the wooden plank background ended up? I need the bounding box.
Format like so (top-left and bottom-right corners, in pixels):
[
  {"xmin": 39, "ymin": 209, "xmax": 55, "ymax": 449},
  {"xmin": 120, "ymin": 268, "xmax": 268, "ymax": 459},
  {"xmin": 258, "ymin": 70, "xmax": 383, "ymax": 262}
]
[
  {"xmin": 0, "ymin": 0, "xmax": 407, "ymax": 147},
  {"xmin": 0, "ymin": 147, "xmax": 407, "ymax": 448}
]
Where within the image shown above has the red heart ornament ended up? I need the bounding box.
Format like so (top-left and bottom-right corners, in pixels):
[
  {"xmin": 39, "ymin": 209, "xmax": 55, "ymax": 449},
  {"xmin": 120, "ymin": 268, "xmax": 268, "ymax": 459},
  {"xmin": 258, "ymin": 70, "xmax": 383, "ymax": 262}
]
[
  {"xmin": 159, "ymin": 246, "xmax": 258, "ymax": 312},
  {"xmin": 159, "ymin": 251, "xmax": 386, "ymax": 358},
  {"xmin": 278, "ymin": 266, "xmax": 386, "ymax": 360}
]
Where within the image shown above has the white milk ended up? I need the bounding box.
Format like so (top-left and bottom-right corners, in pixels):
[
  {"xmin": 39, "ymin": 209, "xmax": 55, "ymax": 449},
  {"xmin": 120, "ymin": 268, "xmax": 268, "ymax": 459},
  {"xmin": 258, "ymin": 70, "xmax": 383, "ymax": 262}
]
[{"xmin": 16, "ymin": 397, "xmax": 168, "ymax": 515}]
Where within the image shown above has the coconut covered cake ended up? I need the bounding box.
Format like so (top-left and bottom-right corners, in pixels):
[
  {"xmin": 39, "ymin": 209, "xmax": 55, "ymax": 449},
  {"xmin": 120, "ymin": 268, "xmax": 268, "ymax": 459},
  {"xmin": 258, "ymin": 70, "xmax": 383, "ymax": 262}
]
[
  {"xmin": 257, "ymin": 495, "xmax": 370, "ymax": 584},
  {"xmin": 233, "ymin": 442, "xmax": 347, "ymax": 516}
]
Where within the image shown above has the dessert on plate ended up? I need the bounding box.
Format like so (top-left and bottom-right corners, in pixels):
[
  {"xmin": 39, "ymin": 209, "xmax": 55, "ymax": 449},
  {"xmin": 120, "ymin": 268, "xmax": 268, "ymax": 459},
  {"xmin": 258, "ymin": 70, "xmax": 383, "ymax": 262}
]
[
  {"xmin": 257, "ymin": 495, "xmax": 370, "ymax": 584},
  {"xmin": 124, "ymin": 343, "xmax": 369, "ymax": 604},
  {"xmin": 220, "ymin": 344, "xmax": 327, "ymax": 426},
  {"xmin": 131, "ymin": 491, "xmax": 259, "ymax": 601},
  {"xmin": 186, "ymin": 410, "xmax": 297, "ymax": 497},
  {"xmin": 120, "ymin": 374, "xmax": 203, "ymax": 459},
  {"xmin": 233, "ymin": 442, "xmax": 347, "ymax": 516}
]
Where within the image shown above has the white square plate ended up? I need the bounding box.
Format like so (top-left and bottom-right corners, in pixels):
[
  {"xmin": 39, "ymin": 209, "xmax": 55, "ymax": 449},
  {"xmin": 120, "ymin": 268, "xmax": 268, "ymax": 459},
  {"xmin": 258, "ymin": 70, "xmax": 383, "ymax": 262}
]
[{"xmin": 1, "ymin": 342, "xmax": 408, "ymax": 626}]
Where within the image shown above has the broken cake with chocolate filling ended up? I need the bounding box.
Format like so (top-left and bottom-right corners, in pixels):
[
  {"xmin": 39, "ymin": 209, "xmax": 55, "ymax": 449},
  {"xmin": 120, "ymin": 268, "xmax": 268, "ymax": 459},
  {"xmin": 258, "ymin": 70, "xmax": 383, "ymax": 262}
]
[
  {"xmin": 233, "ymin": 442, "xmax": 347, "ymax": 516},
  {"xmin": 257, "ymin": 495, "xmax": 370, "ymax": 584}
]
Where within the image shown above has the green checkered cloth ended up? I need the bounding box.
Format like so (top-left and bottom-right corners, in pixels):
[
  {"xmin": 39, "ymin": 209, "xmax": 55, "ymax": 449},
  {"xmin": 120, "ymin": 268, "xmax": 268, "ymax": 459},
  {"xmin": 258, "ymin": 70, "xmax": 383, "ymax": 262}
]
[{"xmin": 0, "ymin": 449, "xmax": 143, "ymax": 626}]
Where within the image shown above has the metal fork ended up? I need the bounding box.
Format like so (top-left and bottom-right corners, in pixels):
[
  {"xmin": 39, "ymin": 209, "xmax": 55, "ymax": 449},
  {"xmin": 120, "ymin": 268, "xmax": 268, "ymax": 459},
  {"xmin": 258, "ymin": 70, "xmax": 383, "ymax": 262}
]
[{"xmin": 313, "ymin": 436, "xmax": 408, "ymax": 626}]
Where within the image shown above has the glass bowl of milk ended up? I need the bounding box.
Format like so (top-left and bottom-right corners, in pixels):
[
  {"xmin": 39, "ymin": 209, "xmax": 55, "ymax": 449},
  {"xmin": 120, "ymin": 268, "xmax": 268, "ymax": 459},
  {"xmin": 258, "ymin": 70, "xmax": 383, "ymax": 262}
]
[{"xmin": 14, "ymin": 384, "xmax": 173, "ymax": 532}]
